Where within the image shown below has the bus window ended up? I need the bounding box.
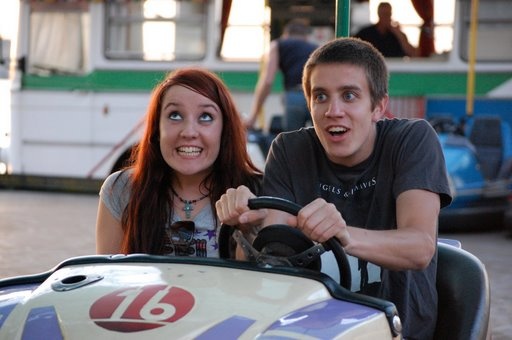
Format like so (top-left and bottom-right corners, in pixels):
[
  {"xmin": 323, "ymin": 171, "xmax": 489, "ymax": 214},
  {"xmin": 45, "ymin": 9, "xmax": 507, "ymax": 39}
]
[
  {"xmin": 351, "ymin": 0, "xmax": 455, "ymax": 58},
  {"xmin": 220, "ymin": 0, "xmax": 267, "ymax": 61},
  {"xmin": 105, "ymin": 0, "xmax": 207, "ymax": 61},
  {"xmin": 28, "ymin": 3, "xmax": 89, "ymax": 74},
  {"xmin": 460, "ymin": 0, "xmax": 512, "ymax": 62},
  {"xmin": 0, "ymin": 37, "xmax": 10, "ymax": 78},
  {"xmin": 431, "ymin": 0, "xmax": 456, "ymax": 56},
  {"xmin": 220, "ymin": 0, "xmax": 336, "ymax": 61}
]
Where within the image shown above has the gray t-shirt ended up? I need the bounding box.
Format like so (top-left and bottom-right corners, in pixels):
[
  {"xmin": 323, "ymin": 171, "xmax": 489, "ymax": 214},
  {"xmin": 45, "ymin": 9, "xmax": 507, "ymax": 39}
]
[
  {"xmin": 262, "ymin": 118, "xmax": 452, "ymax": 340},
  {"xmin": 100, "ymin": 170, "xmax": 219, "ymax": 257}
]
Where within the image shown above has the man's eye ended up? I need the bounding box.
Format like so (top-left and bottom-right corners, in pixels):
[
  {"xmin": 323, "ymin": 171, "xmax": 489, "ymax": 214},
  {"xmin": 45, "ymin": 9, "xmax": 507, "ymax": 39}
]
[
  {"xmin": 343, "ymin": 92, "xmax": 356, "ymax": 101},
  {"xmin": 199, "ymin": 112, "xmax": 214, "ymax": 122},
  {"xmin": 169, "ymin": 111, "xmax": 182, "ymax": 120}
]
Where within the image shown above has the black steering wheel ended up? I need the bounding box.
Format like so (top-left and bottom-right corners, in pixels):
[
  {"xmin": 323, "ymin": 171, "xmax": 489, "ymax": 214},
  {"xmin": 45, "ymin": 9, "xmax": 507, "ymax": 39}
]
[{"xmin": 219, "ymin": 196, "xmax": 351, "ymax": 290}]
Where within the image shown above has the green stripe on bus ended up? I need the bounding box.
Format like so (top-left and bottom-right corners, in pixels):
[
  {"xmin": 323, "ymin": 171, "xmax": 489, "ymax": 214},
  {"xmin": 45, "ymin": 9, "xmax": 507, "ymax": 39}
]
[
  {"xmin": 21, "ymin": 70, "xmax": 284, "ymax": 92},
  {"xmin": 21, "ymin": 70, "xmax": 512, "ymax": 97},
  {"xmin": 389, "ymin": 72, "xmax": 512, "ymax": 96}
]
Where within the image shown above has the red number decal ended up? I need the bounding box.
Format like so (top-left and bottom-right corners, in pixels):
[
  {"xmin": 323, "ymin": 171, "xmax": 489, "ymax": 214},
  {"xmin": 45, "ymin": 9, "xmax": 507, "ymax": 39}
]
[{"xmin": 89, "ymin": 284, "xmax": 194, "ymax": 332}]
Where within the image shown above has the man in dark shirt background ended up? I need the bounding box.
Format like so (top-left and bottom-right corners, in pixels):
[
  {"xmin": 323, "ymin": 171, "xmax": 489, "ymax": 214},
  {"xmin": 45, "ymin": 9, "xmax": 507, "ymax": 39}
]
[
  {"xmin": 355, "ymin": 2, "xmax": 418, "ymax": 58},
  {"xmin": 245, "ymin": 19, "xmax": 318, "ymax": 132}
]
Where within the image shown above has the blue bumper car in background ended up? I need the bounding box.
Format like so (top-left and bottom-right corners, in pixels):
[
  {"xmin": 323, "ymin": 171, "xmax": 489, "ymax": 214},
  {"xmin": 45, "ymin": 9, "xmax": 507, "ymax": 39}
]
[{"xmin": 430, "ymin": 115, "xmax": 512, "ymax": 232}]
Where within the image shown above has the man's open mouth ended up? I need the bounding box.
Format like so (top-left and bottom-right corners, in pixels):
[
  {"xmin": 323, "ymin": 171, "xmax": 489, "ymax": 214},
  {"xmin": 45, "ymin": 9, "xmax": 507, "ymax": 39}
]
[{"xmin": 328, "ymin": 126, "xmax": 348, "ymax": 136}]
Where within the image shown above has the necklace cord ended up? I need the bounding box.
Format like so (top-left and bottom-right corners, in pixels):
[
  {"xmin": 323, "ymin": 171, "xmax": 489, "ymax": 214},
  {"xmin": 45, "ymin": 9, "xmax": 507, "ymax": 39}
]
[{"xmin": 171, "ymin": 187, "xmax": 209, "ymax": 204}]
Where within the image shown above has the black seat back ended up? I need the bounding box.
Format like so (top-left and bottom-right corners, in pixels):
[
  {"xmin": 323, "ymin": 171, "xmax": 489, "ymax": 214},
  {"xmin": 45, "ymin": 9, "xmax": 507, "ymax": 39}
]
[
  {"xmin": 434, "ymin": 242, "xmax": 491, "ymax": 340},
  {"xmin": 469, "ymin": 116, "xmax": 503, "ymax": 179}
]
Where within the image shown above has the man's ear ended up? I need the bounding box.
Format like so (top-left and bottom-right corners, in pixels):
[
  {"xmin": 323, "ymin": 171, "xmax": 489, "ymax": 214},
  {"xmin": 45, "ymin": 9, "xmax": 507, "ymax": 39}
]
[{"xmin": 371, "ymin": 95, "xmax": 389, "ymax": 122}]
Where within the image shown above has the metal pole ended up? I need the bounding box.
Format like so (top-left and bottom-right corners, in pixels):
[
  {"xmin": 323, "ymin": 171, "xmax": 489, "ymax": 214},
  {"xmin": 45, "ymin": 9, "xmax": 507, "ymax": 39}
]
[
  {"xmin": 335, "ymin": 0, "xmax": 351, "ymax": 38},
  {"xmin": 466, "ymin": 0, "xmax": 479, "ymax": 116}
]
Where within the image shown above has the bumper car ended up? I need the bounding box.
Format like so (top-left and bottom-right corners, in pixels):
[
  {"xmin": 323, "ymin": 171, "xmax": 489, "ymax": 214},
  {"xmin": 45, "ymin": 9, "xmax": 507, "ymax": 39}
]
[
  {"xmin": 0, "ymin": 197, "xmax": 489, "ymax": 339},
  {"xmin": 431, "ymin": 115, "xmax": 512, "ymax": 231}
]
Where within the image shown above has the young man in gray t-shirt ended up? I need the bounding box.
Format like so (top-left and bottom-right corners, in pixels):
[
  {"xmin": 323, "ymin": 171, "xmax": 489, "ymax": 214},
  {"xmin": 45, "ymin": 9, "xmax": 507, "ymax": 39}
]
[{"xmin": 216, "ymin": 37, "xmax": 451, "ymax": 340}]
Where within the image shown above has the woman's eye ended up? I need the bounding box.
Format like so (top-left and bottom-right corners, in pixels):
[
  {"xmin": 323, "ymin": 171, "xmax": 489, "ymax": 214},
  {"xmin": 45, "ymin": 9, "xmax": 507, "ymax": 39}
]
[
  {"xmin": 314, "ymin": 93, "xmax": 327, "ymax": 103},
  {"xmin": 199, "ymin": 112, "xmax": 214, "ymax": 122},
  {"xmin": 168, "ymin": 111, "xmax": 182, "ymax": 121}
]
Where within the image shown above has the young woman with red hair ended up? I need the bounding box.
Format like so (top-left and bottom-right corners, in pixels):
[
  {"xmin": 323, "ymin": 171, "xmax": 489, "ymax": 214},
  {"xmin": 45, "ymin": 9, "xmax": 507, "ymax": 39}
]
[{"xmin": 95, "ymin": 67, "xmax": 262, "ymax": 257}]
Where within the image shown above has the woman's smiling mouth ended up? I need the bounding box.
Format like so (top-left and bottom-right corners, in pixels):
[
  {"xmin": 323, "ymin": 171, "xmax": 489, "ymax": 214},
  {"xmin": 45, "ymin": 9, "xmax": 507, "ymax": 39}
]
[{"xmin": 177, "ymin": 146, "xmax": 202, "ymax": 157}]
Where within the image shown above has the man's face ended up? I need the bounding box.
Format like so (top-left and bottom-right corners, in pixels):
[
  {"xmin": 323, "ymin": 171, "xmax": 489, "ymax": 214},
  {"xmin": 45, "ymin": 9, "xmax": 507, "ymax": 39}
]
[
  {"xmin": 378, "ymin": 4, "xmax": 393, "ymax": 27},
  {"xmin": 309, "ymin": 63, "xmax": 386, "ymax": 167}
]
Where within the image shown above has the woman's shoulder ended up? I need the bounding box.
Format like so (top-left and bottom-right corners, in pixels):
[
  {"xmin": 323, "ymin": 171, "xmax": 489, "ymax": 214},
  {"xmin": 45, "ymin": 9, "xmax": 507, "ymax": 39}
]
[
  {"xmin": 101, "ymin": 169, "xmax": 133, "ymax": 194},
  {"xmin": 99, "ymin": 169, "xmax": 133, "ymax": 221}
]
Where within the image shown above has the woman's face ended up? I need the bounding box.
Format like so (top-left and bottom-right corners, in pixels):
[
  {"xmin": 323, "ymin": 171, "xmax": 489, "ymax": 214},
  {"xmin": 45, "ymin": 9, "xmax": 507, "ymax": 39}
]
[{"xmin": 159, "ymin": 85, "xmax": 223, "ymax": 179}]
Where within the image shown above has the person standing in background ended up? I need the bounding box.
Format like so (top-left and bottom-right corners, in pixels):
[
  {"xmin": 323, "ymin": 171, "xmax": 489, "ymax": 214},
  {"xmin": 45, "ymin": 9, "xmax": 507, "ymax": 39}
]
[
  {"xmin": 245, "ymin": 19, "xmax": 318, "ymax": 132},
  {"xmin": 355, "ymin": 2, "xmax": 418, "ymax": 58}
]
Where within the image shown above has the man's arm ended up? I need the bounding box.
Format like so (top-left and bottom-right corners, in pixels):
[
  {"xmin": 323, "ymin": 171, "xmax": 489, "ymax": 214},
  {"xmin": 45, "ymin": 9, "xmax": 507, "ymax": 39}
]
[
  {"xmin": 390, "ymin": 24, "xmax": 419, "ymax": 57},
  {"xmin": 345, "ymin": 189, "xmax": 439, "ymax": 270},
  {"xmin": 294, "ymin": 189, "xmax": 439, "ymax": 271},
  {"xmin": 245, "ymin": 40, "xmax": 280, "ymax": 128},
  {"xmin": 216, "ymin": 186, "xmax": 440, "ymax": 271}
]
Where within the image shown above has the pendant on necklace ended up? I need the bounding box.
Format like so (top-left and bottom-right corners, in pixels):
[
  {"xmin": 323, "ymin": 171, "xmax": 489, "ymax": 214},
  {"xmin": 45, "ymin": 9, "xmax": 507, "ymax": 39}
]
[
  {"xmin": 183, "ymin": 201, "xmax": 194, "ymax": 219},
  {"xmin": 171, "ymin": 187, "xmax": 209, "ymax": 220}
]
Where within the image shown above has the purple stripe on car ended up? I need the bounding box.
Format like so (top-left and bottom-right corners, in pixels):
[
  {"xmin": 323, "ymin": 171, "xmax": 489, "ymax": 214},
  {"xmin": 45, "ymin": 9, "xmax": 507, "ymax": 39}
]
[
  {"xmin": 0, "ymin": 284, "xmax": 38, "ymax": 330},
  {"xmin": 0, "ymin": 303, "xmax": 18, "ymax": 329},
  {"xmin": 264, "ymin": 299, "xmax": 379, "ymax": 338},
  {"xmin": 196, "ymin": 315, "xmax": 255, "ymax": 339},
  {"xmin": 22, "ymin": 306, "xmax": 63, "ymax": 340}
]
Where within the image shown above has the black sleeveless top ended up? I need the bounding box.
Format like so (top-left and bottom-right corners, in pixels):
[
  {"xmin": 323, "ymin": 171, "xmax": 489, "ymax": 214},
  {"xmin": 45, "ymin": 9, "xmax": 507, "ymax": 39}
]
[{"xmin": 278, "ymin": 38, "xmax": 318, "ymax": 90}]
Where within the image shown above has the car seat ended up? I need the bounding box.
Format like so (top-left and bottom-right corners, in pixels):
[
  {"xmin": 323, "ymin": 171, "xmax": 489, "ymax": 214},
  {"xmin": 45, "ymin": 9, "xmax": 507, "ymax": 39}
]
[
  {"xmin": 469, "ymin": 116, "xmax": 503, "ymax": 180},
  {"xmin": 434, "ymin": 242, "xmax": 491, "ymax": 340}
]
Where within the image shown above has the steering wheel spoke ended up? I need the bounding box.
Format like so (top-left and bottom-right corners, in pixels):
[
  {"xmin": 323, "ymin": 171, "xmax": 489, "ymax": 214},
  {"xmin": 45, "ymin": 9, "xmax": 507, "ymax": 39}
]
[{"xmin": 287, "ymin": 243, "xmax": 326, "ymax": 267}]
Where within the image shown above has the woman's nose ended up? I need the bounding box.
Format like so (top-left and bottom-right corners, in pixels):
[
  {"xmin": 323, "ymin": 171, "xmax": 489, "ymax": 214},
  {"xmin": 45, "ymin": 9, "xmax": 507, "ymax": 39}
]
[{"xmin": 180, "ymin": 119, "xmax": 199, "ymax": 138}]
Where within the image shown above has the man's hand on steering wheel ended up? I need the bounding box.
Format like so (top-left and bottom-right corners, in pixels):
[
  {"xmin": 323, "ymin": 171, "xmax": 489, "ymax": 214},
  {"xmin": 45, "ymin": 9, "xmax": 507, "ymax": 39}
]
[
  {"xmin": 293, "ymin": 198, "xmax": 351, "ymax": 246},
  {"xmin": 218, "ymin": 195, "xmax": 352, "ymax": 290}
]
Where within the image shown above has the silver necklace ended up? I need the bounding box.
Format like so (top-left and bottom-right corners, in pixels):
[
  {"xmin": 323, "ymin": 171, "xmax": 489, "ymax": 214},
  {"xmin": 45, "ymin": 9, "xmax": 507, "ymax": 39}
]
[{"xmin": 171, "ymin": 187, "xmax": 209, "ymax": 219}]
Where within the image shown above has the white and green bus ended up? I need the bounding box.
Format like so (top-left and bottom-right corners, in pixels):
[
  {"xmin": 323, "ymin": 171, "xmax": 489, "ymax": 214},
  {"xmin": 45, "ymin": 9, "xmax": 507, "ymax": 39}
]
[{"xmin": 0, "ymin": 0, "xmax": 511, "ymax": 190}]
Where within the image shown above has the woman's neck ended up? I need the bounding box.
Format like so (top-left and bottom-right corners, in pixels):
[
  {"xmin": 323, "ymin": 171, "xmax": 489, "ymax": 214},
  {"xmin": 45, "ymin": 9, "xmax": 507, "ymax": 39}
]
[{"xmin": 172, "ymin": 173, "xmax": 210, "ymax": 198}]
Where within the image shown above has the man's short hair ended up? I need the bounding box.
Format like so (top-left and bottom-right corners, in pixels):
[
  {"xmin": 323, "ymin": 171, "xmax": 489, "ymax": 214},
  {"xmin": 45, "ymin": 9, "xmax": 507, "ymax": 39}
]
[{"xmin": 302, "ymin": 37, "xmax": 388, "ymax": 110}]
